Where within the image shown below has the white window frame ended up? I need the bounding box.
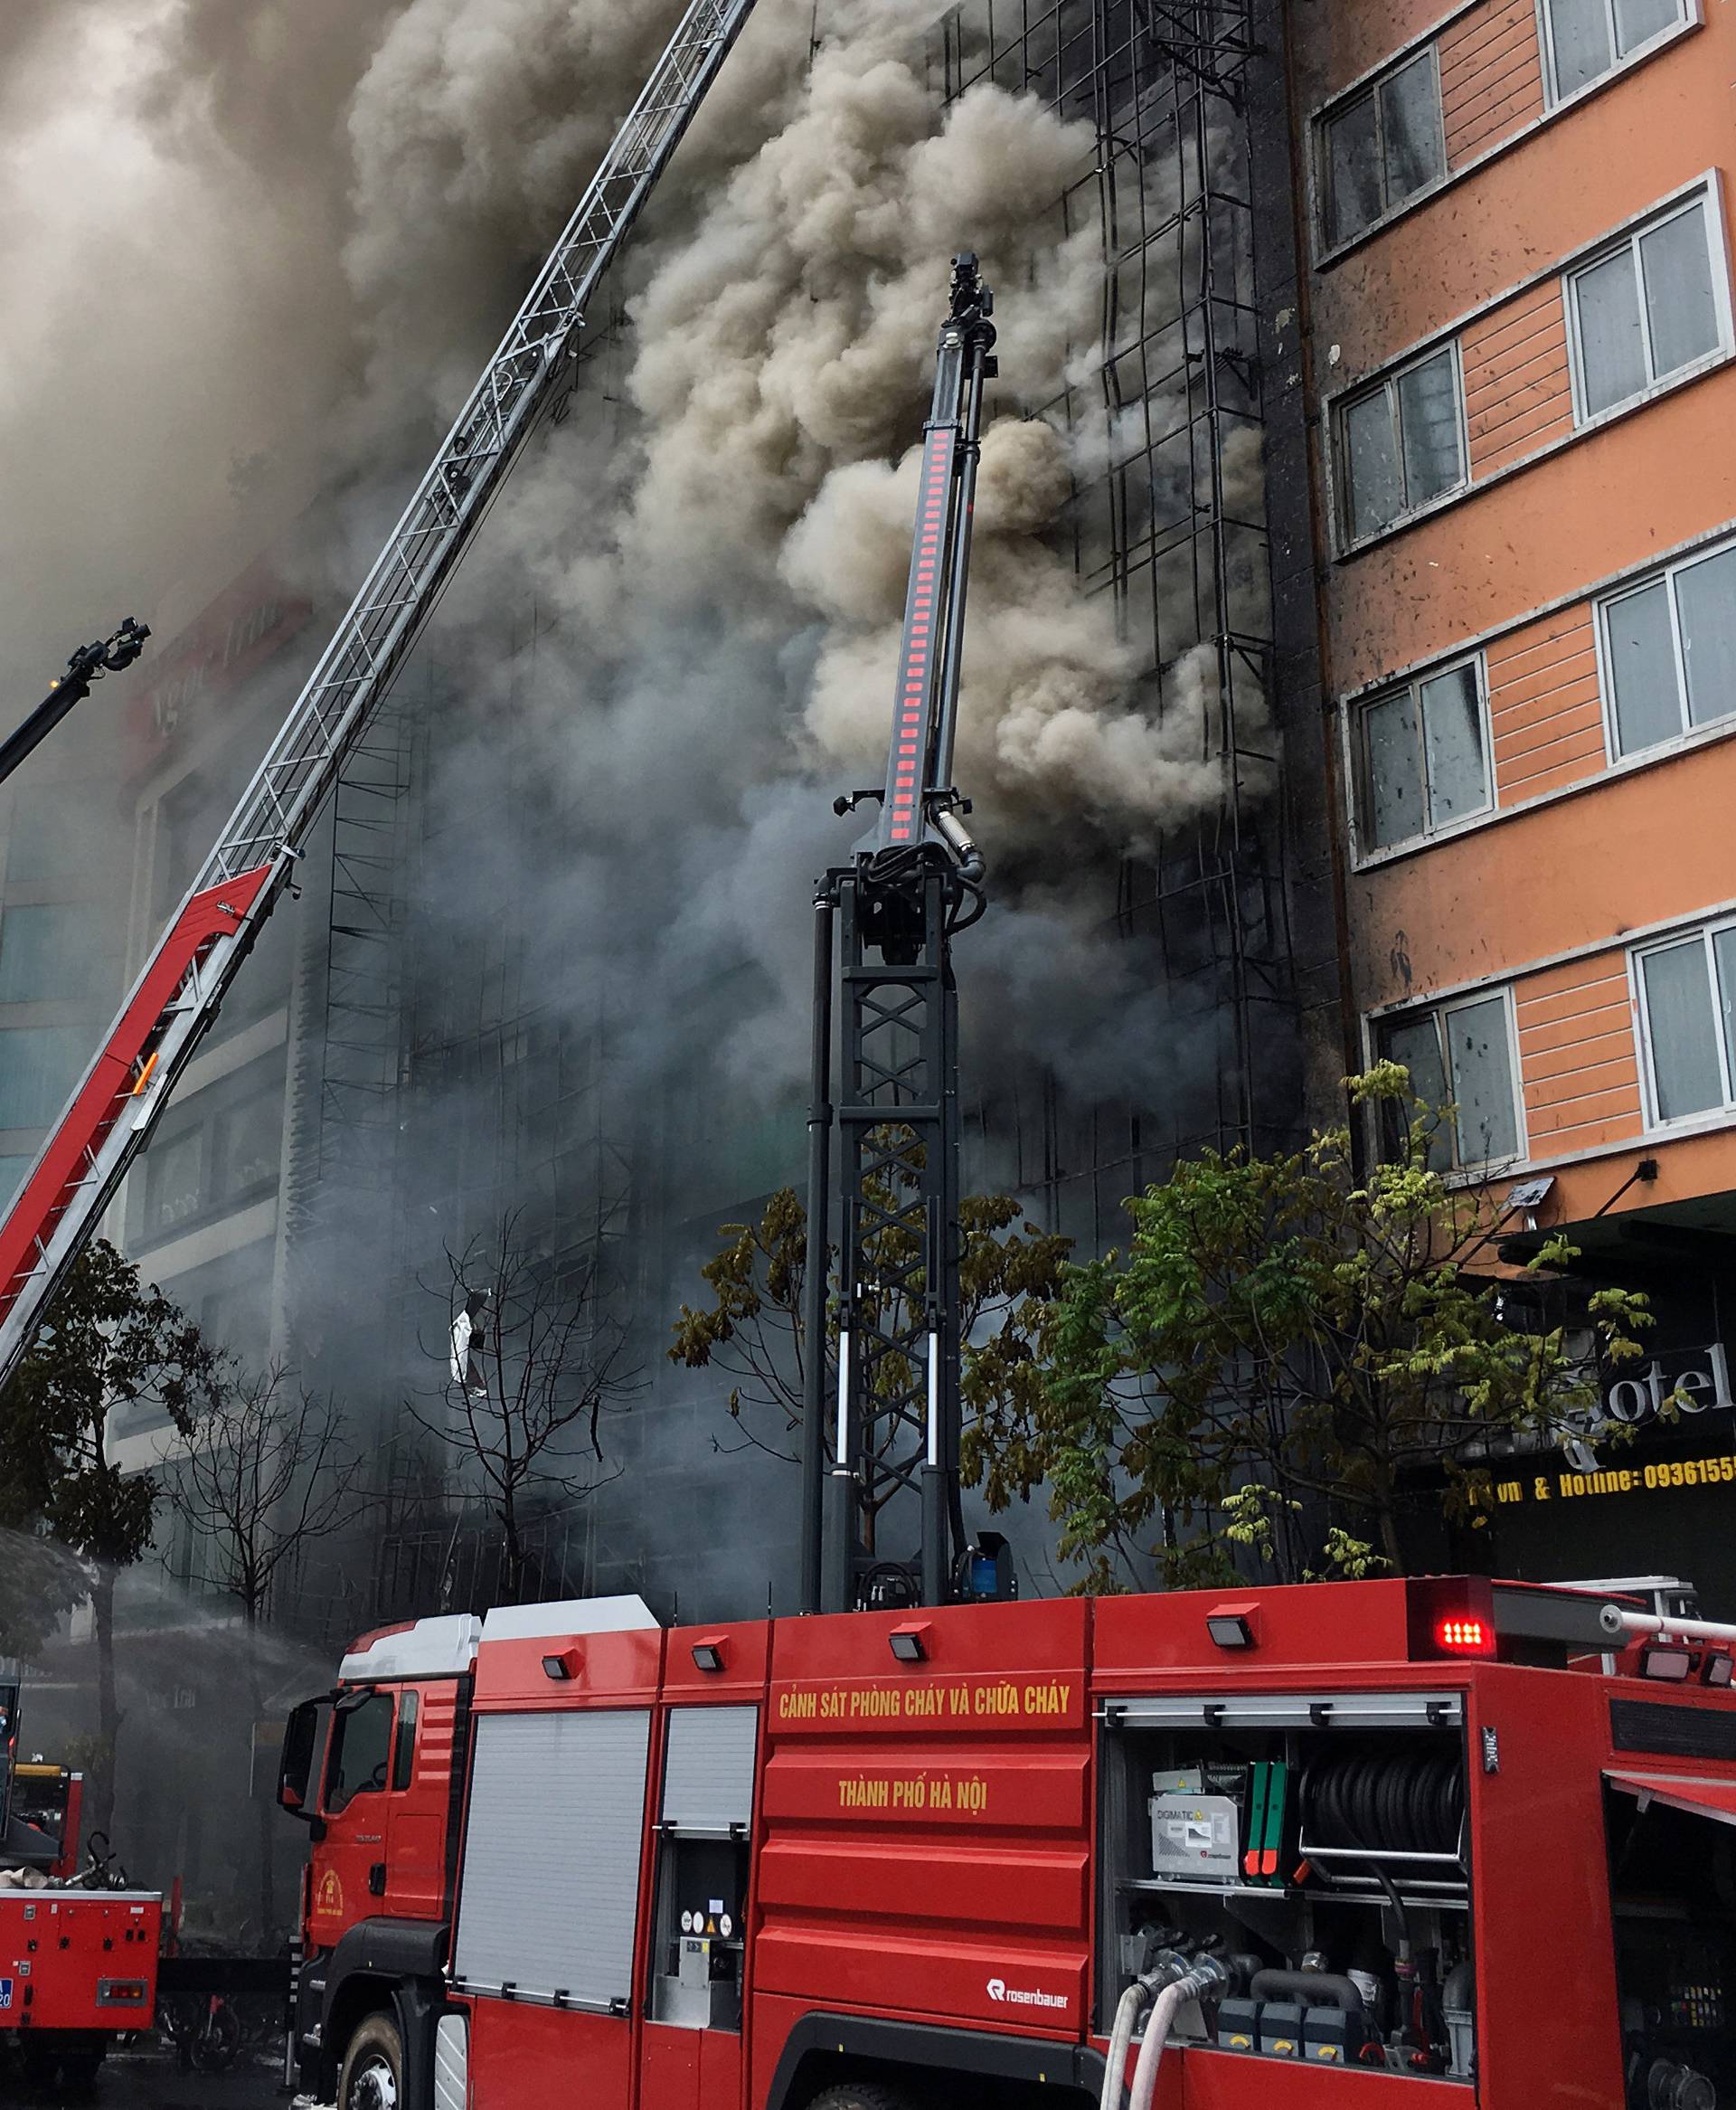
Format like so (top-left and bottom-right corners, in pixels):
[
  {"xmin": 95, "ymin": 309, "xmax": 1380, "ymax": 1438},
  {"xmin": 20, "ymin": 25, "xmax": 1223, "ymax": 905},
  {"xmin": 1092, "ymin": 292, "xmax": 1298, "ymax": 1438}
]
[
  {"xmin": 1595, "ymin": 531, "xmax": 1736, "ymax": 761},
  {"xmin": 1335, "ymin": 339, "xmax": 1470, "ymax": 548},
  {"xmin": 1352, "ymin": 651, "xmax": 1493, "ymax": 857},
  {"xmin": 1631, "ymin": 920, "xmax": 1736, "ymax": 1129},
  {"xmin": 1564, "ymin": 187, "xmax": 1733, "ymax": 427},
  {"xmin": 1537, "ymin": 0, "xmax": 1695, "ymax": 109},
  {"xmin": 1370, "ymin": 984, "xmax": 1527, "ymax": 1172},
  {"xmin": 1316, "ymin": 43, "xmax": 1448, "ymax": 251}
]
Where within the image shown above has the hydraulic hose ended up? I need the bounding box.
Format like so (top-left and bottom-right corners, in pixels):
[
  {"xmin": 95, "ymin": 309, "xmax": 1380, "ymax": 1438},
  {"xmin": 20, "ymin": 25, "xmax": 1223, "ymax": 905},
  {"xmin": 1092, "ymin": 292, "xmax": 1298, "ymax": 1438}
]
[{"xmin": 1099, "ymin": 1980, "xmax": 1151, "ymax": 2110}]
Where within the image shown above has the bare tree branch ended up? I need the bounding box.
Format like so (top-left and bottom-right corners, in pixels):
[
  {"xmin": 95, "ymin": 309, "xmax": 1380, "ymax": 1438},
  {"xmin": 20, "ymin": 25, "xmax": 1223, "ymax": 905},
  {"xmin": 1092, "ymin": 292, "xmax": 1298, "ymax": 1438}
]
[{"xmin": 404, "ymin": 1213, "xmax": 642, "ymax": 1604}]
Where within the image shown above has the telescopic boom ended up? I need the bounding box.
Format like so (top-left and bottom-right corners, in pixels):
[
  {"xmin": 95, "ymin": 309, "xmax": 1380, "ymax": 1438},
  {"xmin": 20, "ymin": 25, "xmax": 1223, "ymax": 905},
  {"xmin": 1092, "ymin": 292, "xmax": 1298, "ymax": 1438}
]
[
  {"xmin": 801, "ymin": 255, "xmax": 999, "ymax": 1615},
  {"xmin": 0, "ymin": 620, "xmax": 151, "ymax": 791}
]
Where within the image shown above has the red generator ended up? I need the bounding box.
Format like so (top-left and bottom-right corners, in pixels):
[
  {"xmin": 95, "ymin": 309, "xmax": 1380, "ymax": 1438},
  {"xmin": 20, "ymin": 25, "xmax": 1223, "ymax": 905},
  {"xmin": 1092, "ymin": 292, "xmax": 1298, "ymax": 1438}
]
[{"xmin": 279, "ymin": 1575, "xmax": 1736, "ymax": 2110}]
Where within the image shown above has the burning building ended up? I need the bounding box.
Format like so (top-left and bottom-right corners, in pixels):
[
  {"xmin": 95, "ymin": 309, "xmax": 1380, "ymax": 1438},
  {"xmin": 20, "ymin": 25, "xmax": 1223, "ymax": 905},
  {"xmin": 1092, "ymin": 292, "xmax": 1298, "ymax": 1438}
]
[{"xmin": 3, "ymin": 0, "xmax": 1732, "ymax": 1645}]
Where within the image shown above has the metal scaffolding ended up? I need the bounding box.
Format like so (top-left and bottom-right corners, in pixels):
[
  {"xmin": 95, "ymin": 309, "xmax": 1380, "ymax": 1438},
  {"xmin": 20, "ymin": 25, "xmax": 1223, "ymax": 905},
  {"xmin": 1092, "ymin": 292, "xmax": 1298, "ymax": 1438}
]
[{"xmin": 931, "ymin": 0, "xmax": 1301, "ymax": 1244}]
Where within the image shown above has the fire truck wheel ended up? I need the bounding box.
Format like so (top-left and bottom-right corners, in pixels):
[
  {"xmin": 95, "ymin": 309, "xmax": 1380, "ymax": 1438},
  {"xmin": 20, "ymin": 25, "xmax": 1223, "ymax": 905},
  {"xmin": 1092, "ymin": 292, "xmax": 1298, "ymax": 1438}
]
[
  {"xmin": 337, "ymin": 2011, "xmax": 404, "ymax": 2110},
  {"xmin": 806, "ymin": 2084, "xmax": 920, "ymax": 2110}
]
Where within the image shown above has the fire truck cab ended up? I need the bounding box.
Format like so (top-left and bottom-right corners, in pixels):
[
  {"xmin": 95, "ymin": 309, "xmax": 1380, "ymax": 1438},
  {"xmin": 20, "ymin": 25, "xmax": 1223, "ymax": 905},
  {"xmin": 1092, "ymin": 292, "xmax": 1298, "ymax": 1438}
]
[{"xmin": 281, "ymin": 1576, "xmax": 1736, "ymax": 2110}]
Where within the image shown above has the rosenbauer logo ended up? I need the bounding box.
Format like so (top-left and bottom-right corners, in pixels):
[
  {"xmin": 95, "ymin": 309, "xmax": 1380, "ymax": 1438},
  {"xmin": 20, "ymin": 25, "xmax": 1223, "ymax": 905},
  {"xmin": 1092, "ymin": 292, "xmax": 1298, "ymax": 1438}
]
[{"xmin": 987, "ymin": 1976, "xmax": 1069, "ymax": 2011}]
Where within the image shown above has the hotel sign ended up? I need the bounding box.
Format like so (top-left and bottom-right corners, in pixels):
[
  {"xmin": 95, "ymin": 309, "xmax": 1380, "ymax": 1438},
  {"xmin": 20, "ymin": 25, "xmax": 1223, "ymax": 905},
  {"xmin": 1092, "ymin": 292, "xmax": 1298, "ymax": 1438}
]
[
  {"xmin": 1563, "ymin": 1341, "xmax": 1733, "ymax": 1438},
  {"xmin": 1477, "ymin": 1339, "xmax": 1736, "ymax": 1509}
]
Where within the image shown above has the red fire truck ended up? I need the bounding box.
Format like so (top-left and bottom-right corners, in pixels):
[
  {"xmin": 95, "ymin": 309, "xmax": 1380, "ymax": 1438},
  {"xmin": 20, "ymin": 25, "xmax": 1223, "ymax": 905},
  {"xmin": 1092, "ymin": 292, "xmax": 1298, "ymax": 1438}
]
[
  {"xmin": 0, "ymin": 1689, "xmax": 165, "ymax": 2090},
  {"xmin": 278, "ymin": 1574, "xmax": 1736, "ymax": 2110}
]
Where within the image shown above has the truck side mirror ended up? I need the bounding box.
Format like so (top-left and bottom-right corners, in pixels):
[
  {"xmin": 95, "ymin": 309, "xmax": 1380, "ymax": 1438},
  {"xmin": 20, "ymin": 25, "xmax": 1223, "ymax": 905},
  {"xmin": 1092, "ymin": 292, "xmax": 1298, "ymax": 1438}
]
[{"xmin": 278, "ymin": 1698, "xmax": 325, "ymax": 1828}]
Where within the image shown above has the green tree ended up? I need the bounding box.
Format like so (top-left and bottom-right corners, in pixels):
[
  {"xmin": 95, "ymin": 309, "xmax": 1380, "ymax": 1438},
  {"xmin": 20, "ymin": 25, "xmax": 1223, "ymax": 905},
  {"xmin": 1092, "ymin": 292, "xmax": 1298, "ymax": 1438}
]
[
  {"xmin": 968, "ymin": 1067, "xmax": 1660, "ymax": 1591},
  {"xmin": 670, "ymin": 1178, "xmax": 1071, "ymax": 1553},
  {"xmin": 0, "ymin": 1242, "xmax": 219, "ymax": 1838}
]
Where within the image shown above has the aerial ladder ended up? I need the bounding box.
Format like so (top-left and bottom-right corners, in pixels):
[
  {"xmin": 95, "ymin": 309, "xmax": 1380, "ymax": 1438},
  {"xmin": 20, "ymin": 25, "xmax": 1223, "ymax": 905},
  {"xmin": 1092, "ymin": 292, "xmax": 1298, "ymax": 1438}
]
[
  {"xmin": 800, "ymin": 254, "xmax": 997, "ymax": 1616},
  {"xmin": 0, "ymin": 0, "xmax": 760, "ymax": 1392}
]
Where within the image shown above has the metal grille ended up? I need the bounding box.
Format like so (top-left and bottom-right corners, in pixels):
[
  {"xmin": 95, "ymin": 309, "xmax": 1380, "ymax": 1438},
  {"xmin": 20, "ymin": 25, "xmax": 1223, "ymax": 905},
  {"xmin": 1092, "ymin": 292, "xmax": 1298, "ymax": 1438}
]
[
  {"xmin": 434, "ymin": 2015, "xmax": 468, "ymax": 2110},
  {"xmin": 661, "ymin": 1706, "xmax": 760, "ymax": 1832},
  {"xmin": 453, "ymin": 1708, "xmax": 652, "ymax": 2009},
  {"xmin": 933, "ymin": 0, "xmax": 1304, "ymax": 1235}
]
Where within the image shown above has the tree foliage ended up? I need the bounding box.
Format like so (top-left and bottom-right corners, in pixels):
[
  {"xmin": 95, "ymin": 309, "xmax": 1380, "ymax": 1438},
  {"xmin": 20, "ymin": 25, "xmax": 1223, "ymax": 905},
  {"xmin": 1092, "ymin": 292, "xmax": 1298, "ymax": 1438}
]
[
  {"xmin": 968, "ymin": 1068, "xmax": 1659, "ymax": 1591},
  {"xmin": 0, "ymin": 1240, "xmax": 220, "ymax": 1831},
  {"xmin": 0, "ymin": 1242, "xmax": 219, "ymax": 1564},
  {"xmin": 669, "ymin": 1174, "xmax": 1071, "ymax": 1543}
]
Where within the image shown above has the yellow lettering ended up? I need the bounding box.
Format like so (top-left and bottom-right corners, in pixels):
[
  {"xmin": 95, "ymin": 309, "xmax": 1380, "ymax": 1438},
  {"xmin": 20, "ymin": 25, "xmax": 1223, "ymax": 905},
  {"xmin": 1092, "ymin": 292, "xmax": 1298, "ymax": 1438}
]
[{"xmin": 975, "ymin": 1682, "xmax": 1020, "ymax": 1717}]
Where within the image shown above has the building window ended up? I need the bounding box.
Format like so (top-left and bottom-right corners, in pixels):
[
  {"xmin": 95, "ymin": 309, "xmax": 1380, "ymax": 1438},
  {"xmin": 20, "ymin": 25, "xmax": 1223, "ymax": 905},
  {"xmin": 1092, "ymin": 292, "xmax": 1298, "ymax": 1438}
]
[
  {"xmin": 0, "ymin": 904, "xmax": 105, "ymax": 1006},
  {"xmin": 1601, "ymin": 538, "xmax": 1736, "ymax": 755},
  {"xmin": 1322, "ymin": 48, "xmax": 1446, "ymax": 248},
  {"xmin": 1568, "ymin": 194, "xmax": 1726, "ymax": 422},
  {"xmin": 1339, "ymin": 346, "xmax": 1466, "ymax": 543},
  {"xmin": 1356, "ymin": 659, "xmax": 1490, "ymax": 850},
  {"xmin": 1542, "ymin": 0, "xmax": 1688, "ymax": 103},
  {"xmin": 143, "ymin": 1129, "xmax": 204, "ymax": 1237},
  {"xmin": 0, "ymin": 1027, "xmax": 86, "ymax": 1131},
  {"xmin": 212, "ymin": 1085, "xmax": 285, "ymax": 1204},
  {"xmin": 1376, "ymin": 992, "xmax": 1522, "ymax": 1169},
  {"xmin": 1636, "ymin": 925, "xmax": 1736, "ymax": 1122}
]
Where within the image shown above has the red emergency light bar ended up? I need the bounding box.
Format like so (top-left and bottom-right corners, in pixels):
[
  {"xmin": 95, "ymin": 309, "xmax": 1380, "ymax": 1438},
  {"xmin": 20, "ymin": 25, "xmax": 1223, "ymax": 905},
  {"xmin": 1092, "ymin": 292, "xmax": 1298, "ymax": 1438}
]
[{"xmin": 1435, "ymin": 1615, "xmax": 1495, "ymax": 1657}]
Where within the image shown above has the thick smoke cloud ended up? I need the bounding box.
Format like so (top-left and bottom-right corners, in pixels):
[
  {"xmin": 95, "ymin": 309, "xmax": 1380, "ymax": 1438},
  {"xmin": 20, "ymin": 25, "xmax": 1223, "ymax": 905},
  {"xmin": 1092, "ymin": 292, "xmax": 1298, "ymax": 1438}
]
[
  {"xmin": 384, "ymin": 0, "xmax": 1267, "ymax": 1126},
  {"xmin": 1, "ymin": 0, "xmax": 1259, "ymax": 864},
  {"xmin": 0, "ymin": 0, "xmax": 1275, "ymax": 1636}
]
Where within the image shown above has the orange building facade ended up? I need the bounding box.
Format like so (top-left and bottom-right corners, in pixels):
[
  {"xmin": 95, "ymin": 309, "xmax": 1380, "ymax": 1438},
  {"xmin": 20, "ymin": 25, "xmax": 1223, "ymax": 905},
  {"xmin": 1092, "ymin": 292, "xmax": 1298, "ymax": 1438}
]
[{"xmin": 1288, "ymin": 0, "xmax": 1736, "ymax": 1584}]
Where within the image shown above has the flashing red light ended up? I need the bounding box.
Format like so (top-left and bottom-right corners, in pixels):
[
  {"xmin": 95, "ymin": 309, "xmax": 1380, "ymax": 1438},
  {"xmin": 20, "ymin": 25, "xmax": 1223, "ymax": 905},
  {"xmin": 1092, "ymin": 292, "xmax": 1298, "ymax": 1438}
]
[{"xmin": 1435, "ymin": 1614, "xmax": 1495, "ymax": 1657}]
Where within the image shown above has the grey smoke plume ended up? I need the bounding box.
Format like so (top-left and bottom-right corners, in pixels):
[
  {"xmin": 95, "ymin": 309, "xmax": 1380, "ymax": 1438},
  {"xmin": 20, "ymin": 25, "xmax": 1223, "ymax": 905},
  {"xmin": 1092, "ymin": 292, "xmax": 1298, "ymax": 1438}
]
[
  {"xmin": 1, "ymin": 0, "xmax": 1263, "ymax": 848},
  {"xmin": 0, "ymin": 1, "xmax": 1278, "ymax": 1626}
]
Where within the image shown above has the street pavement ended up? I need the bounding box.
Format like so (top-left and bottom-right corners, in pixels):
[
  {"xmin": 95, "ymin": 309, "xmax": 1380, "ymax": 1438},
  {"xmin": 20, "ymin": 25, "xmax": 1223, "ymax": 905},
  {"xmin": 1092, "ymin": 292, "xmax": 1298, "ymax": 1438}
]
[{"xmin": 14, "ymin": 2047, "xmax": 288, "ymax": 2109}]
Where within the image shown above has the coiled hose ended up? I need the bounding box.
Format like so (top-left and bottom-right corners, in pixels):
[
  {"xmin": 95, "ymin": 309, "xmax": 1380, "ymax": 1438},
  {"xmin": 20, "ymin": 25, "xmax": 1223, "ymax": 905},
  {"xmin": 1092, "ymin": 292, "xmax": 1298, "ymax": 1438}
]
[{"xmin": 1300, "ymin": 1745, "xmax": 1464, "ymax": 1858}]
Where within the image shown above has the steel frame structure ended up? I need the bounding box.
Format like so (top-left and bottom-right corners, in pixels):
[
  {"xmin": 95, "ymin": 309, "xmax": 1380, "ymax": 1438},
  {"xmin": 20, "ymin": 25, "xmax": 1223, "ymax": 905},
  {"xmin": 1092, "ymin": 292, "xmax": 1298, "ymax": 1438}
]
[
  {"xmin": 0, "ymin": 0, "xmax": 760, "ymax": 1388},
  {"xmin": 929, "ymin": 0, "xmax": 1294, "ymax": 1237}
]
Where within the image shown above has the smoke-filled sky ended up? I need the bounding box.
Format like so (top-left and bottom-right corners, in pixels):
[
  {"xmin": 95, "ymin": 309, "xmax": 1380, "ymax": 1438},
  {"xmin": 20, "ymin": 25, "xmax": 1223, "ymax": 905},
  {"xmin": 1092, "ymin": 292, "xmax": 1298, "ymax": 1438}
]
[
  {"xmin": 0, "ymin": 0, "xmax": 1267, "ymax": 1125},
  {"xmin": 0, "ymin": 0, "xmax": 1278, "ymax": 1630}
]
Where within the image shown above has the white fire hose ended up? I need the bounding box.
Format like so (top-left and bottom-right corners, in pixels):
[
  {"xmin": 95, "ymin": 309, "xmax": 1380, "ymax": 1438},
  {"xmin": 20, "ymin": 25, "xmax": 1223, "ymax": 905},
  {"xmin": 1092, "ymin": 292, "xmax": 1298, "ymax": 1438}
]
[
  {"xmin": 1100, "ymin": 1959, "xmax": 1231, "ymax": 2110},
  {"xmin": 1099, "ymin": 1982, "xmax": 1147, "ymax": 2110}
]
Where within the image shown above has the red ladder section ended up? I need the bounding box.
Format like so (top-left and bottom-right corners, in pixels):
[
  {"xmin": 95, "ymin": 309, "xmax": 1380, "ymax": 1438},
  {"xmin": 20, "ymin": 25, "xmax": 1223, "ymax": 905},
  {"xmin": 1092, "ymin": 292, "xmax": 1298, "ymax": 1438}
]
[{"xmin": 0, "ymin": 865, "xmax": 274, "ymax": 1329}]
